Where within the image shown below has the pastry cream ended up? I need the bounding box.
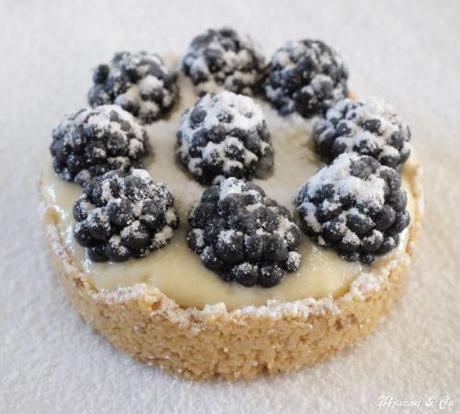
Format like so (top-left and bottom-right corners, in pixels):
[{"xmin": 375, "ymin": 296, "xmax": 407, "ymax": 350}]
[{"xmin": 41, "ymin": 75, "xmax": 417, "ymax": 310}]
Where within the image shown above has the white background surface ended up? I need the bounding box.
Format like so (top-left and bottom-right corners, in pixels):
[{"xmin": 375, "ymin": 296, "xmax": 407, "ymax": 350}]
[{"xmin": 1, "ymin": 1, "xmax": 459, "ymax": 413}]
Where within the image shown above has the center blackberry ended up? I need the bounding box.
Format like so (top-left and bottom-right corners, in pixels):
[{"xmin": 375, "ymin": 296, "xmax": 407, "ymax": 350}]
[
  {"xmin": 182, "ymin": 27, "xmax": 265, "ymax": 96},
  {"xmin": 73, "ymin": 169, "xmax": 178, "ymax": 262},
  {"xmin": 50, "ymin": 105, "xmax": 149, "ymax": 185},
  {"xmin": 295, "ymin": 153, "xmax": 410, "ymax": 264},
  {"xmin": 187, "ymin": 177, "xmax": 302, "ymax": 287},
  {"xmin": 263, "ymin": 39, "xmax": 348, "ymax": 118},
  {"xmin": 88, "ymin": 51, "xmax": 177, "ymax": 124},
  {"xmin": 176, "ymin": 91, "xmax": 273, "ymax": 184}
]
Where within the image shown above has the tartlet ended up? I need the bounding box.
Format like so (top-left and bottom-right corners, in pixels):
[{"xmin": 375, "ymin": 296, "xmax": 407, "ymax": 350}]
[{"xmin": 41, "ymin": 30, "xmax": 422, "ymax": 380}]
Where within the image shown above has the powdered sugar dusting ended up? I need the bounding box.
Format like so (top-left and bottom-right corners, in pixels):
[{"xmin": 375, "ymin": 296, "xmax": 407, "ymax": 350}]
[
  {"xmin": 306, "ymin": 153, "xmax": 385, "ymax": 207},
  {"xmin": 95, "ymin": 280, "xmax": 341, "ymax": 320},
  {"xmin": 81, "ymin": 105, "xmax": 146, "ymax": 152}
]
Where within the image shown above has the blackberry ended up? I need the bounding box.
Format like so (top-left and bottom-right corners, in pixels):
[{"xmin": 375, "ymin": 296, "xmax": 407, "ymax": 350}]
[
  {"xmin": 72, "ymin": 169, "xmax": 178, "ymax": 262},
  {"xmin": 50, "ymin": 105, "xmax": 149, "ymax": 185},
  {"xmin": 263, "ymin": 39, "xmax": 348, "ymax": 118},
  {"xmin": 314, "ymin": 98, "xmax": 411, "ymax": 169},
  {"xmin": 295, "ymin": 153, "xmax": 410, "ymax": 264},
  {"xmin": 187, "ymin": 177, "xmax": 302, "ymax": 287},
  {"xmin": 88, "ymin": 51, "xmax": 177, "ymax": 124},
  {"xmin": 182, "ymin": 27, "xmax": 265, "ymax": 96},
  {"xmin": 177, "ymin": 91, "xmax": 273, "ymax": 184}
]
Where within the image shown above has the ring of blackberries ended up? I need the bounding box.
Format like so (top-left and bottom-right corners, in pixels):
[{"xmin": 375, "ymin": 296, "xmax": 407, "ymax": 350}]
[{"xmin": 51, "ymin": 31, "xmax": 414, "ymax": 286}]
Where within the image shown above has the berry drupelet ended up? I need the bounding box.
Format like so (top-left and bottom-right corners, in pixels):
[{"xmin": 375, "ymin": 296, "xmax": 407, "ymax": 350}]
[
  {"xmin": 72, "ymin": 169, "xmax": 178, "ymax": 262},
  {"xmin": 182, "ymin": 27, "xmax": 265, "ymax": 96},
  {"xmin": 314, "ymin": 98, "xmax": 411, "ymax": 170},
  {"xmin": 88, "ymin": 51, "xmax": 177, "ymax": 124},
  {"xmin": 50, "ymin": 105, "xmax": 149, "ymax": 185},
  {"xmin": 295, "ymin": 153, "xmax": 410, "ymax": 264},
  {"xmin": 263, "ymin": 39, "xmax": 348, "ymax": 118},
  {"xmin": 176, "ymin": 91, "xmax": 273, "ymax": 184},
  {"xmin": 187, "ymin": 177, "xmax": 302, "ymax": 287}
]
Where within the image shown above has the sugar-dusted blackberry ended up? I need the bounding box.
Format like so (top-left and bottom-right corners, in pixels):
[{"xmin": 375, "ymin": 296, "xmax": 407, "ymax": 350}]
[
  {"xmin": 177, "ymin": 91, "xmax": 273, "ymax": 184},
  {"xmin": 187, "ymin": 178, "xmax": 302, "ymax": 287},
  {"xmin": 72, "ymin": 169, "xmax": 178, "ymax": 262},
  {"xmin": 263, "ymin": 39, "xmax": 348, "ymax": 118},
  {"xmin": 182, "ymin": 27, "xmax": 265, "ymax": 96},
  {"xmin": 50, "ymin": 105, "xmax": 149, "ymax": 185},
  {"xmin": 314, "ymin": 98, "xmax": 411, "ymax": 169},
  {"xmin": 295, "ymin": 153, "xmax": 410, "ymax": 264},
  {"xmin": 88, "ymin": 51, "xmax": 177, "ymax": 124}
]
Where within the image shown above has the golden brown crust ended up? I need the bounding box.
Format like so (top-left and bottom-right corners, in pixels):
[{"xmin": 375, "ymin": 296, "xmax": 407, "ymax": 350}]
[{"xmin": 41, "ymin": 162, "xmax": 423, "ymax": 381}]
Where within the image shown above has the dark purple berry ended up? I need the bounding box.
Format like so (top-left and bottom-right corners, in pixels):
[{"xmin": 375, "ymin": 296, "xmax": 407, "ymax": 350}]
[
  {"xmin": 182, "ymin": 27, "xmax": 265, "ymax": 96},
  {"xmin": 187, "ymin": 177, "xmax": 302, "ymax": 287},
  {"xmin": 177, "ymin": 91, "xmax": 273, "ymax": 184},
  {"xmin": 314, "ymin": 98, "xmax": 411, "ymax": 169},
  {"xmin": 72, "ymin": 169, "xmax": 178, "ymax": 262},
  {"xmin": 88, "ymin": 51, "xmax": 177, "ymax": 124},
  {"xmin": 50, "ymin": 106, "xmax": 149, "ymax": 185},
  {"xmin": 295, "ymin": 153, "xmax": 410, "ymax": 264},
  {"xmin": 264, "ymin": 39, "xmax": 348, "ymax": 117}
]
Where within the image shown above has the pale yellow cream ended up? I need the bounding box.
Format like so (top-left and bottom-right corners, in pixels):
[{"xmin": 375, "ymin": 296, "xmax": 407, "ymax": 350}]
[{"xmin": 42, "ymin": 76, "xmax": 417, "ymax": 310}]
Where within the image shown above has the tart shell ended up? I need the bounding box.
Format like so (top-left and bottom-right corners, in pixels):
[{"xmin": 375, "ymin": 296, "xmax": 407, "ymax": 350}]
[{"xmin": 40, "ymin": 163, "xmax": 422, "ymax": 381}]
